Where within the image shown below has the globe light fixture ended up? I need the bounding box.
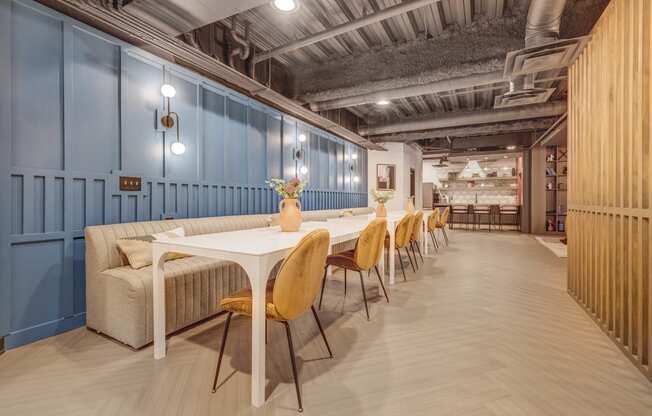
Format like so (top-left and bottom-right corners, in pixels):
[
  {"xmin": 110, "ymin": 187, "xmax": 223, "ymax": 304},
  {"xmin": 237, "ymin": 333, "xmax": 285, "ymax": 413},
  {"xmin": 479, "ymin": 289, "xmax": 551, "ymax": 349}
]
[
  {"xmin": 353, "ymin": 176, "xmax": 360, "ymax": 183},
  {"xmin": 300, "ymin": 165, "xmax": 308, "ymax": 175},
  {"xmin": 160, "ymin": 84, "xmax": 176, "ymax": 98},
  {"xmin": 298, "ymin": 133, "xmax": 307, "ymax": 143},
  {"xmin": 351, "ymin": 153, "xmax": 358, "ymax": 160},
  {"xmin": 160, "ymin": 84, "xmax": 184, "ymax": 156},
  {"xmin": 170, "ymin": 141, "xmax": 186, "ymax": 155}
]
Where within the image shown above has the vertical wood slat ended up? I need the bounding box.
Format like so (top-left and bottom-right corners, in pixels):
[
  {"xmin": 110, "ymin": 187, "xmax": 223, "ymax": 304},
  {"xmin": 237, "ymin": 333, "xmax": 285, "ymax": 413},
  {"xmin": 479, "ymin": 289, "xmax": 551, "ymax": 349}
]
[{"xmin": 568, "ymin": 0, "xmax": 652, "ymax": 380}]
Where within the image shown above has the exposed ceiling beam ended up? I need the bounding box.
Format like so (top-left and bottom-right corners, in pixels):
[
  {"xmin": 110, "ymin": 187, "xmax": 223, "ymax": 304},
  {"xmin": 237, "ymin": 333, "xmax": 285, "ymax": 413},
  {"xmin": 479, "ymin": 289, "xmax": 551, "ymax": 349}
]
[
  {"xmin": 532, "ymin": 113, "xmax": 567, "ymax": 148},
  {"xmin": 370, "ymin": 118, "xmax": 557, "ymax": 142},
  {"xmin": 310, "ymin": 71, "xmax": 504, "ymax": 111},
  {"xmin": 420, "ymin": 133, "xmax": 534, "ymax": 153},
  {"xmin": 360, "ymin": 101, "xmax": 567, "ymax": 136},
  {"xmin": 124, "ymin": 0, "xmax": 268, "ymax": 36},
  {"xmin": 42, "ymin": 0, "xmax": 384, "ymax": 151},
  {"xmin": 253, "ymin": 0, "xmax": 440, "ymax": 64}
]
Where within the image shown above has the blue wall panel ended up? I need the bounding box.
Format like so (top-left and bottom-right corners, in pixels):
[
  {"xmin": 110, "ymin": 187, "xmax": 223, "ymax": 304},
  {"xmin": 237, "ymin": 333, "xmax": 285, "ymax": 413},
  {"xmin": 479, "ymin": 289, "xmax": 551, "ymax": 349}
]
[
  {"xmin": 69, "ymin": 27, "xmax": 120, "ymax": 173},
  {"xmin": 11, "ymin": 3, "xmax": 63, "ymax": 171},
  {"xmin": 1, "ymin": 0, "xmax": 368, "ymax": 349}
]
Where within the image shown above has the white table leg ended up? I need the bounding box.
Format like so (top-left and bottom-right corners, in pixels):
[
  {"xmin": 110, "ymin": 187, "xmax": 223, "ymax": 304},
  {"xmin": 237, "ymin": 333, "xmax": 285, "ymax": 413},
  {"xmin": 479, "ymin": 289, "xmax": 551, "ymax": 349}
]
[
  {"xmin": 422, "ymin": 218, "xmax": 428, "ymax": 256},
  {"xmin": 389, "ymin": 223, "xmax": 396, "ymax": 285},
  {"xmin": 243, "ymin": 259, "xmax": 268, "ymax": 408},
  {"xmin": 153, "ymin": 249, "xmax": 167, "ymax": 359}
]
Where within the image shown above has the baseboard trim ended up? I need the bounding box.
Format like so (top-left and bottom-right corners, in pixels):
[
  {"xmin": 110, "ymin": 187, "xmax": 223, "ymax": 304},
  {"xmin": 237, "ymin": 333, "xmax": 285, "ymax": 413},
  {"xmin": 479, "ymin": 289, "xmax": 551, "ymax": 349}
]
[{"xmin": 5, "ymin": 313, "xmax": 86, "ymax": 350}]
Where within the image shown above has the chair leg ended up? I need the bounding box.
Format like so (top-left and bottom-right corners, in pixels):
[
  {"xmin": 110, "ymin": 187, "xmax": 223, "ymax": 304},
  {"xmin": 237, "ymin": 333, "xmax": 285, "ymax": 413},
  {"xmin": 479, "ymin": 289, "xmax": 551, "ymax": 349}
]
[
  {"xmin": 430, "ymin": 231, "xmax": 439, "ymax": 252},
  {"xmin": 374, "ymin": 266, "xmax": 389, "ymax": 303},
  {"xmin": 405, "ymin": 247, "xmax": 417, "ymax": 273},
  {"xmin": 212, "ymin": 312, "xmax": 233, "ymax": 393},
  {"xmin": 344, "ymin": 269, "xmax": 347, "ymax": 297},
  {"xmin": 410, "ymin": 243, "xmax": 419, "ymax": 270},
  {"xmin": 396, "ymin": 249, "xmax": 407, "ymax": 281},
  {"xmin": 358, "ymin": 271, "xmax": 370, "ymax": 321},
  {"xmin": 442, "ymin": 228, "xmax": 449, "ymax": 245},
  {"xmin": 415, "ymin": 240, "xmax": 424, "ymax": 263},
  {"xmin": 318, "ymin": 267, "xmax": 327, "ymax": 310},
  {"xmin": 310, "ymin": 306, "xmax": 333, "ymax": 358},
  {"xmin": 282, "ymin": 322, "xmax": 303, "ymax": 413}
]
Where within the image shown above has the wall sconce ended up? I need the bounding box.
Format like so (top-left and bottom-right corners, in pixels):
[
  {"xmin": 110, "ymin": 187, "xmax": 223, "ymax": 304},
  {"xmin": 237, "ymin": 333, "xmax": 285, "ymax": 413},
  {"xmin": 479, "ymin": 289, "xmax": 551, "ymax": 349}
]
[
  {"xmin": 351, "ymin": 153, "xmax": 358, "ymax": 160},
  {"xmin": 293, "ymin": 145, "xmax": 307, "ymax": 176},
  {"xmin": 160, "ymin": 84, "xmax": 185, "ymax": 155}
]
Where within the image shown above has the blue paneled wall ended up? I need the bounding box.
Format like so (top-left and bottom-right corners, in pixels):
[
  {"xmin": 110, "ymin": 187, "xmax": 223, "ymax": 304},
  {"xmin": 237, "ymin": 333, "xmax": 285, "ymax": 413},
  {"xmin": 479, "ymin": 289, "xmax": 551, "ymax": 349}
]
[{"xmin": 0, "ymin": 0, "xmax": 369, "ymax": 349}]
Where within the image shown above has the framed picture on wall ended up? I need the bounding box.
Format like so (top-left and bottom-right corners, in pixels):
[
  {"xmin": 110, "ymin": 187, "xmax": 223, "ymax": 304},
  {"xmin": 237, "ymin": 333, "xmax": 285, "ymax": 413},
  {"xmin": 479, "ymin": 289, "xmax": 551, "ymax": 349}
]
[{"xmin": 376, "ymin": 164, "xmax": 396, "ymax": 190}]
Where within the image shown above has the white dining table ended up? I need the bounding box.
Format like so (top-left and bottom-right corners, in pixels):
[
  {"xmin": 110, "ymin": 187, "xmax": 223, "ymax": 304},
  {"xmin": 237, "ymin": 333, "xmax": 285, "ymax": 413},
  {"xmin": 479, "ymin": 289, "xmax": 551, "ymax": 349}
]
[
  {"xmin": 151, "ymin": 220, "xmax": 370, "ymax": 407},
  {"xmin": 150, "ymin": 211, "xmax": 431, "ymax": 408}
]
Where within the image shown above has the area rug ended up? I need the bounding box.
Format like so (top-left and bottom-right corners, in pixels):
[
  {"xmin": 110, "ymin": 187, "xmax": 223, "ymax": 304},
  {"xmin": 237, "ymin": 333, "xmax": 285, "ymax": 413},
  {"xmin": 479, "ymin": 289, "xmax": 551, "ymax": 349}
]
[{"xmin": 535, "ymin": 236, "xmax": 568, "ymax": 258}]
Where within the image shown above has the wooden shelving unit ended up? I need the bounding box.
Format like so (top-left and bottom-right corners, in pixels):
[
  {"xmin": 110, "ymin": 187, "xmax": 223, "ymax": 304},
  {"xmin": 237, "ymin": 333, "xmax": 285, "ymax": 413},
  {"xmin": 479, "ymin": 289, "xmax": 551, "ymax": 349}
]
[{"xmin": 544, "ymin": 146, "xmax": 567, "ymax": 233}]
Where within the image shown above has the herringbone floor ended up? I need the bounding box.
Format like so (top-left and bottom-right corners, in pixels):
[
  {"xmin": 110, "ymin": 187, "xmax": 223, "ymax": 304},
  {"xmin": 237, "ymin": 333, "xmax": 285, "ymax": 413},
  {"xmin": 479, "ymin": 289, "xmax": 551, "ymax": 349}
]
[{"xmin": 2, "ymin": 231, "xmax": 652, "ymax": 416}]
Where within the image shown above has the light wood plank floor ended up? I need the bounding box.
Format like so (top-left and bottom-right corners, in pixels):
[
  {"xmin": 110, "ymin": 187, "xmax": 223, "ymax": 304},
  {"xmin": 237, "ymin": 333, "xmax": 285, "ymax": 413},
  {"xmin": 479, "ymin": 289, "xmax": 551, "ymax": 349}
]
[{"xmin": 2, "ymin": 230, "xmax": 652, "ymax": 416}]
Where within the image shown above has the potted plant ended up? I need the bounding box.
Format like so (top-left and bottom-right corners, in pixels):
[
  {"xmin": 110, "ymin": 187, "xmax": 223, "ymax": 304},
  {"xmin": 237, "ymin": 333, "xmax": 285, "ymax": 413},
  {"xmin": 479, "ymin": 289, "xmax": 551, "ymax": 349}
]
[
  {"xmin": 371, "ymin": 189, "xmax": 394, "ymax": 218},
  {"xmin": 267, "ymin": 178, "xmax": 307, "ymax": 232}
]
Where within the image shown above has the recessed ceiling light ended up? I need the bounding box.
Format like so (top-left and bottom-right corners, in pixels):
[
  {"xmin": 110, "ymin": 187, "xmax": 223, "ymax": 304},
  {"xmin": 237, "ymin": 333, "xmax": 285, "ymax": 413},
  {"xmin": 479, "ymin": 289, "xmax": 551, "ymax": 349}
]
[
  {"xmin": 506, "ymin": 145, "xmax": 517, "ymax": 150},
  {"xmin": 377, "ymin": 100, "xmax": 391, "ymax": 106},
  {"xmin": 272, "ymin": 0, "xmax": 298, "ymax": 12}
]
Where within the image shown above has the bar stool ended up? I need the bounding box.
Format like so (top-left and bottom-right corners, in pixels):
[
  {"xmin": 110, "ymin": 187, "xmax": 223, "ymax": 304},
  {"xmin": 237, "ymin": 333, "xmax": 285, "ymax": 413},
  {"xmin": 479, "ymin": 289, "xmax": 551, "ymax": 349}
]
[
  {"xmin": 474, "ymin": 205, "xmax": 492, "ymax": 231},
  {"xmin": 499, "ymin": 205, "xmax": 521, "ymax": 231},
  {"xmin": 212, "ymin": 230, "xmax": 332, "ymax": 413},
  {"xmin": 451, "ymin": 205, "xmax": 470, "ymax": 230}
]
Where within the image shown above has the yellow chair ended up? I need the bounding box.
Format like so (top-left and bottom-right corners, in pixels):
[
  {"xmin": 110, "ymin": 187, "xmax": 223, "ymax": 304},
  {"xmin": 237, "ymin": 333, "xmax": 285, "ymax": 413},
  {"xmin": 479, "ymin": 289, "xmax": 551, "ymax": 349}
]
[
  {"xmin": 427, "ymin": 210, "xmax": 441, "ymax": 252},
  {"xmin": 384, "ymin": 214, "xmax": 416, "ymax": 281},
  {"xmin": 409, "ymin": 211, "xmax": 425, "ymax": 266},
  {"xmin": 211, "ymin": 229, "xmax": 331, "ymax": 413},
  {"xmin": 319, "ymin": 219, "xmax": 389, "ymax": 320},
  {"xmin": 436, "ymin": 207, "xmax": 450, "ymax": 246}
]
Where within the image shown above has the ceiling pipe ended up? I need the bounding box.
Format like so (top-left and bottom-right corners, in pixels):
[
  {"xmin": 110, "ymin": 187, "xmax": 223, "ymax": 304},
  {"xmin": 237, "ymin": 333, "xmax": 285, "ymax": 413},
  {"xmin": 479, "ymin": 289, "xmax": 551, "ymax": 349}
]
[
  {"xmin": 43, "ymin": 0, "xmax": 384, "ymax": 150},
  {"xmin": 310, "ymin": 71, "xmax": 505, "ymax": 111},
  {"xmin": 525, "ymin": 0, "xmax": 567, "ymax": 48},
  {"xmin": 359, "ymin": 101, "xmax": 567, "ymax": 136},
  {"xmin": 253, "ymin": 0, "xmax": 440, "ymax": 64}
]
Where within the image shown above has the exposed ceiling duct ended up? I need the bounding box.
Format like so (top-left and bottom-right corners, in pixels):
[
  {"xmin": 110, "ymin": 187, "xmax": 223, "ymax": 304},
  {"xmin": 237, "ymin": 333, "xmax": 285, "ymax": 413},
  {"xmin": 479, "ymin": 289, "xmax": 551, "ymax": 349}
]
[
  {"xmin": 525, "ymin": 0, "xmax": 567, "ymax": 48},
  {"xmin": 253, "ymin": 0, "xmax": 440, "ymax": 64},
  {"xmin": 359, "ymin": 101, "xmax": 567, "ymax": 136}
]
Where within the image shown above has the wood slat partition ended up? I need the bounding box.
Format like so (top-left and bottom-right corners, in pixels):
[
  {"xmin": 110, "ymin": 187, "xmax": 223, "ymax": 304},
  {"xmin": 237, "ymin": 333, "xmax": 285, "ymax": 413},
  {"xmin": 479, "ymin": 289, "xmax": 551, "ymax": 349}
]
[{"xmin": 568, "ymin": 0, "xmax": 652, "ymax": 381}]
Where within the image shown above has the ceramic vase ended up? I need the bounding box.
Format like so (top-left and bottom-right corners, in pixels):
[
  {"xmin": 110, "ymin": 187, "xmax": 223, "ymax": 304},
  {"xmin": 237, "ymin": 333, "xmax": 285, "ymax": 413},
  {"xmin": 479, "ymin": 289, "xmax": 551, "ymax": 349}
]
[
  {"xmin": 406, "ymin": 196, "xmax": 415, "ymax": 213},
  {"xmin": 279, "ymin": 198, "xmax": 302, "ymax": 232},
  {"xmin": 375, "ymin": 202, "xmax": 387, "ymax": 218}
]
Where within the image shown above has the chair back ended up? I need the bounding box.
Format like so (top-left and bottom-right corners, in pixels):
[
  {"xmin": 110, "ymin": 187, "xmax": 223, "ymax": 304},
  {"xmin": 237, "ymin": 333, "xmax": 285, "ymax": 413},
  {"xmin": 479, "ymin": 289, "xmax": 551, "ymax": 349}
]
[
  {"xmin": 410, "ymin": 211, "xmax": 424, "ymax": 241},
  {"xmin": 440, "ymin": 207, "xmax": 450, "ymax": 226},
  {"xmin": 273, "ymin": 229, "xmax": 330, "ymax": 321},
  {"xmin": 354, "ymin": 218, "xmax": 387, "ymax": 270},
  {"xmin": 395, "ymin": 214, "xmax": 414, "ymax": 248},
  {"xmin": 427, "ymin": 210, "xmax": 440, "ymax": 232}
]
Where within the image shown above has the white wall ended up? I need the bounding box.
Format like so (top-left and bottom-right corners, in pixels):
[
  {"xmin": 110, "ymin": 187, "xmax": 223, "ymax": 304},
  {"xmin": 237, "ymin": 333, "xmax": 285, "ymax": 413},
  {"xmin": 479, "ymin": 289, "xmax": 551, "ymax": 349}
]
[{"xmin": 367, "ymin": 143, "xmax": 423, "ymax": 211}]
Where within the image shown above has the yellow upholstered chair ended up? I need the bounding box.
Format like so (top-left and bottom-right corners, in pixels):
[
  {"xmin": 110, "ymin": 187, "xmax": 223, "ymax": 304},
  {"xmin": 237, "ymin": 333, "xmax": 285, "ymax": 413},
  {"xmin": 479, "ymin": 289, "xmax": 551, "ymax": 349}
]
[
  {"xmin": 318, "ymin": 219, "xmax": 389, "ymax": 320},
  {"xmin": 409, "ymin": 211, "xmax": 425, "ymax": 266},
  {"xmin": 384, "ymin": 214, "xmax": 417, "ymax": 281},
  {"xmin": 436, "ymin": 206, "xmax": 450, "ymax": 246},
  {"xmin": 427, "ymin": 210, "xmax": 441, "ymax": 252},
  {"xmin": 211, "ymin": 229, "xmax": 331, "ymax": 412}
]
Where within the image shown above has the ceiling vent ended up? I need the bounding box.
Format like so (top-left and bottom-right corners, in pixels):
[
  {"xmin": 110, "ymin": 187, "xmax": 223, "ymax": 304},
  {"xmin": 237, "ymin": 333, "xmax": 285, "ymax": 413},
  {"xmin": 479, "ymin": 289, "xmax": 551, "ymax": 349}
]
[
  {"xmin": 494, "ymin": 88, "xmax": 556, "ymax": 109},
  {"xmin": 494, "ymin": 74, "xmax": 555, "ymax": 109},
  {"xmin": 503, "ymin": 36, "xmax": 591, "ymax": 78}
]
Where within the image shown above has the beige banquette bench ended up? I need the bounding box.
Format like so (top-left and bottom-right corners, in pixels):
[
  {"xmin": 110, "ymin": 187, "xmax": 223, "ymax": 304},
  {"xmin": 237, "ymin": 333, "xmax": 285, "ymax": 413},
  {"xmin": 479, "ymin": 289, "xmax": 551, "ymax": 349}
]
[{"xmin": 85, "ymin": 207, "xmax": 373, "ymax": 349}]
